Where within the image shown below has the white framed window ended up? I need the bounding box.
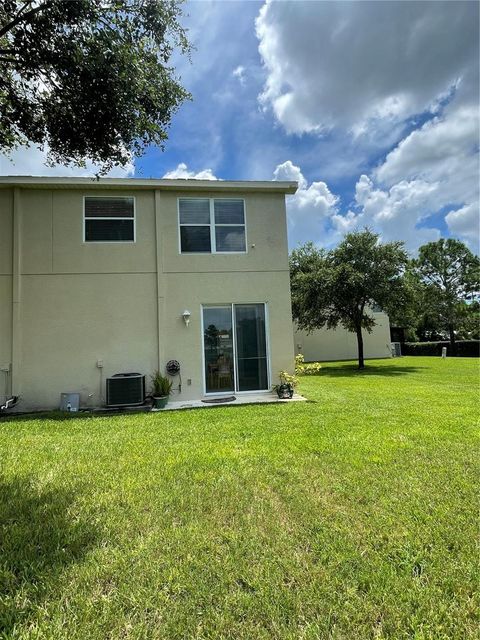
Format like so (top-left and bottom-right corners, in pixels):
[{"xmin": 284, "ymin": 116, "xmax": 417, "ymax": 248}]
[
  {"xmin": 84, "ymin": 196, "xmax": 135, "ymax": 242},
  {"xmin": 178, "ymin": 198, "xmax": 246, "ymax": 254}
]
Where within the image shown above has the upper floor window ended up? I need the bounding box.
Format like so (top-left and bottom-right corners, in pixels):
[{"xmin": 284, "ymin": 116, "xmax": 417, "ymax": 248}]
[
  {"xmin": 179, "ymin": 198, "xmax": 246, "ymax": 253},
  {"xmin": 84, "ymin": 197, "xmax": 135, "ymax": 242}
]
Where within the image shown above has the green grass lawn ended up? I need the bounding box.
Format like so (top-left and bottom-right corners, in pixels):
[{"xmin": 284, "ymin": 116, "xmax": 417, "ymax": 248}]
[{"xmin": 0, "ymin": 357, "xmax": 478, "ymax": 639}]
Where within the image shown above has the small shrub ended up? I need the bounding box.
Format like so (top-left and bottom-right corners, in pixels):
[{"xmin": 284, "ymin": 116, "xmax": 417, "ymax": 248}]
[
  {"xmin": 295, "ymin": 353, "xmax": 322, "ymax": 375},
  {"xmin": 295, "ymin": 353, "xmax": 305, "ymax": 374},
  {"xmin": 151, "ymin": 371, "xmax": 173, "ymax": 397},
  {"xmin": 277, "ymin": 370, "xmax": 299, "ymax": 388},
  {"xmin": 302, "ymin": 362, "xmax": 323, "ymax": 375}
]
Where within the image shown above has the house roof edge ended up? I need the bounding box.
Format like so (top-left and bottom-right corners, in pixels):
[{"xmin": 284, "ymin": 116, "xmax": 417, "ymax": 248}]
[{"xmin": 0, "ymin": 176, "xmax": 298, "ymax": 194}]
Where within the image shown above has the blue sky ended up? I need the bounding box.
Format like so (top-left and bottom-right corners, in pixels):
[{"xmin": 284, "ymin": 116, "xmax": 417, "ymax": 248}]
[{"xmin": 1, "ymin": 0, "xmax": 479, "ymax": 253}]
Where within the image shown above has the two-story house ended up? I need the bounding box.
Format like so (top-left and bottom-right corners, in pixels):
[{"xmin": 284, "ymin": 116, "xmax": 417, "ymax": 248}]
[{"xmin": 0, "ymin": 176, "xmax": 297, "ymax": 411}]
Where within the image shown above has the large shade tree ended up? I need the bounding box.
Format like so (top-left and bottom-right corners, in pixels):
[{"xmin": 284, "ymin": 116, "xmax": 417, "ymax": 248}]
[
  {"xmin": 0, "ymin": 0, "xmax": 191, "ymax": 171},
  {"xmin": 413, "ymin": 239, "xmax": 480, "ymax": 353},
  {"xmin": 290, "ymin": 230, "xmax": 409, "ymax": 369}
]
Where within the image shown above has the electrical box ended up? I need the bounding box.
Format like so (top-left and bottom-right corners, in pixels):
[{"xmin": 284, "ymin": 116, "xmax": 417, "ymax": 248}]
[{"xmin": 60, "ymin": 393, "xmax": 80, "ymax": 412}]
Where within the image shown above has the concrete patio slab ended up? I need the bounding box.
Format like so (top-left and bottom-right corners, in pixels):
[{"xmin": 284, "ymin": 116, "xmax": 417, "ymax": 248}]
[{"xmin": 153, "ymin": 392, "xmax": 307, "ymax": 411}]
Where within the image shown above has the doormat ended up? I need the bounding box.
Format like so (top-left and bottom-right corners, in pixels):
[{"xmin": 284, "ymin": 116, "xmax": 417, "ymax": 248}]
[{"xmin": 202, "ymin": 396, "xmax": 236, "ymax": 404}]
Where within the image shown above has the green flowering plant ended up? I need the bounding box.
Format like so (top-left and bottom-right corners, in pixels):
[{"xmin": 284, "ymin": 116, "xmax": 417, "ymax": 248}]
[
  {"xmin": 295, "ymin": 353, "xmax": 322, "ymax": 375},
  {"xmin": 278, "ymin": 371, "xmax": 299, "ymax": 387},
  {"xmin": 273, "ymin": 370, "xmax": 298, "ymax": 394}
]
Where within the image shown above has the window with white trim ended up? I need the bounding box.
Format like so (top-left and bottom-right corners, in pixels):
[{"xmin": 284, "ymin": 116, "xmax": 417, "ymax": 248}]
[
  {"xmin": 179, "ymin": 198, "xmax": 246, "ymax": 253},
  {"xmin": 84, "ymin": 196, "xmax": 135, "ymax": 242}
]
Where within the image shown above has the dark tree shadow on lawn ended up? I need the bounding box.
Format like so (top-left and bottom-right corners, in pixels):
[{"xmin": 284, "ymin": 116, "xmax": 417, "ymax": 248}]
[
  {"xmin": 0, "ymin": 408, "xmax": 151, "ymax": 424},
  {"xmin": 0, "ymin": 477, "xmax": 98, "ymax": 635},
  {"xmin": 308, "ymin": 364, "xmax": 427, "ymax": 378}
]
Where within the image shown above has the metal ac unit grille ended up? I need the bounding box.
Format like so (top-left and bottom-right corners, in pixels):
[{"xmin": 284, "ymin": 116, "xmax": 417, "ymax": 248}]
[{"xmin": 106, "ymin": 373, "xmax": 145, "ymax": 407}]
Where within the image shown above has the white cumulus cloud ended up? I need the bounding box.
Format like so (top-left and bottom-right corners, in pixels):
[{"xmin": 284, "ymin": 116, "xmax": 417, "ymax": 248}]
[
  {"xmin": 273, "ymin": 160, "xmax": 339, "ymax": 247},
  {"xmin": 331, "ymin": 175, "xmax": 442, "ymax": 249},
  {"xmin": 376, "ymin": 104, "xmax": 479, "ymax": 207},
  {"xmin": 256, "ymin": 1, "xmax": 478, "ymax": 136},
  {"xmin": 232, "ymin": 65, "xmax": 247, "ymax": 86},
  {"xmin": 0, "ymin": 144, "xmax": 134, "ymax": 177},
  {"xmin": 445, "ymin": 203, "xmax": 480, "ymax": 244},
  {"xmin": 162, "ymin": 162, "xmax": 218, "ymax": 180}
]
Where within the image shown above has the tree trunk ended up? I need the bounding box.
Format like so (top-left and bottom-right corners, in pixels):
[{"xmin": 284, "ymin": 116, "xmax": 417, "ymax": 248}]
[
  {"xmin": 448, "ymin": 324, "xmax": 457, "ymax": 356},
  {"xmin": 356, "ymin": 325, "xmax": 365, "ymax": 369}
]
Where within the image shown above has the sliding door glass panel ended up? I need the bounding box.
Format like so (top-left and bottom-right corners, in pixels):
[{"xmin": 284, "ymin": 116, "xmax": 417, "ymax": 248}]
[
  {"xmin": 203, "ymin": 307, "xmax": 234, "ymax": 393},
  {"xmin": 234, "ymin": 304, "xmax": 268, "ymax": 391}
]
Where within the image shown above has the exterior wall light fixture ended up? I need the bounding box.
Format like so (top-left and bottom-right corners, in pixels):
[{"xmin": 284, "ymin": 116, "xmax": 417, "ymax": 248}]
[{"xmin": 182, "ymin": 310, "xmax": 191, "ymax": 327}]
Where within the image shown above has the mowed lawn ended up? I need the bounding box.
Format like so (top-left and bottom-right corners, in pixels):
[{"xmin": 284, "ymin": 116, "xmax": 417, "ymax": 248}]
[{"xmin": 0, "ymin": 358, "xmax": 478, "ymax": 639}]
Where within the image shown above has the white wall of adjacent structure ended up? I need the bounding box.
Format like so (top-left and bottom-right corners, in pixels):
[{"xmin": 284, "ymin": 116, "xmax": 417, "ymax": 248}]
[{"xmin": 294, "ymin": 312, "xmax": 392, "ymax": 362}]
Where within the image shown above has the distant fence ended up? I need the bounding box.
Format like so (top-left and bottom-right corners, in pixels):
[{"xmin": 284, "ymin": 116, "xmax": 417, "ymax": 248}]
[{"xmin": 402, "ymin": 340, "xmax": 480, "ymax": 357}]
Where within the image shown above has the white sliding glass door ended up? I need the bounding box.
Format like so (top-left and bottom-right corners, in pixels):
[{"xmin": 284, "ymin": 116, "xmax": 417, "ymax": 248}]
[
  {"xmin": 234, "ymin": 304, "xmax": 268, "ymax": 391},
  {"xmin": 202, "ymin": 304, "xmax": 269, "ymax": 394}
]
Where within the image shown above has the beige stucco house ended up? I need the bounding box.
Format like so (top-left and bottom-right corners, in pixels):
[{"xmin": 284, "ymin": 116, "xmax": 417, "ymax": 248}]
[{"xmin": 0, "ymin": 176, "xmax": 297, "ymax": 411}]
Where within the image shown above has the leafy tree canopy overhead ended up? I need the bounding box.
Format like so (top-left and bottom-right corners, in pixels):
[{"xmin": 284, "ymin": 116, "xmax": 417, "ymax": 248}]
[
  {"xmin": 0, "ymin": 0, "xmax": 191, "ymax": 172},
  {"xmin": 290, "ymin": 229, "xmax": 409, "ymax": 369}
]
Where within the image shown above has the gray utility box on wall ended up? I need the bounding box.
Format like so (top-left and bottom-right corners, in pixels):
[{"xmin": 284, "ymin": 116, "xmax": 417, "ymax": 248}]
[
  {"xmin": 60, "ymin": 393, "xmax": 80, "ymax": 412},
  {"xmin": 106, "ymin": 373, "xmax": 145, "ymax": 407}
]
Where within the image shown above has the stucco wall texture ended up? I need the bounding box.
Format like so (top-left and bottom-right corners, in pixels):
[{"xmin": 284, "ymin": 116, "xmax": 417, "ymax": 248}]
[{"xmin": 0, "ymin": 182, "xmax": 295, "ymax": 410}]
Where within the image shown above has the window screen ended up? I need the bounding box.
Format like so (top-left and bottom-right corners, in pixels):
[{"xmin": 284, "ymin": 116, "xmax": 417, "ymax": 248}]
[
  {"xmin": 214, "ymin": 199, "xmax": 245, "ymax": 225},
  {"xmin": 179, "ymin": 198, "xmax": 246, "ymax": 253},
  {"xmin": 84, "ymin": 197, "xmax": 134, "ymax": 242},
  {"xmin": 179, "ymin": 198, "xmax": 210, "ymax": 224},
  {"xmin": 179, "ymin": 198, "xmax": 211, "ymax": 252}
]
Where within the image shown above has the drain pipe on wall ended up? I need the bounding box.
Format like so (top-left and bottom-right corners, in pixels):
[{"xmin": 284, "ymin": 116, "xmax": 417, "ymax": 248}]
[
  {"xmin": 155, "ymin": 190, "xmax": 167, "ymax": 373},
  {"xmin": 0, "ymin": 365, "xmax": 19, "ymax": 411},
  {"xmin": 1, "ymin": 365, "xmax": 10, "ymax": 402},
  {"xmin": 11, "ymin": 187, "xmax": 22, "ymax": 403}
]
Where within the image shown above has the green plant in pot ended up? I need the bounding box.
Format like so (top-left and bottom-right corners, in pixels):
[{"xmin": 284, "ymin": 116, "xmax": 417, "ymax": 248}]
[
  {"xmin": 273, "ymin": 370, "xmax": 298, "ymax": 399},
  {"xmin": 151, "ymin": 371, "xmax": 173, "ymax": 409}
]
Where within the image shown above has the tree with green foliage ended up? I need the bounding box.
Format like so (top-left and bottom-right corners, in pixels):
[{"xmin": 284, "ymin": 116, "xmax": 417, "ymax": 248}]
[
  {"xmin": 458, "ymin": 300, "xmax": 480, "ymax": 340},
  {"xmin": 412, "ymin": 239, "xmax": 480, "ymax": 353},
  {"xmin": 290, "ymin": 230, "xmax": 409, "ymax": 369},
  {"xmin": 0, "ymin": 0, "xmax": 191, "ymax": 172},
  {"xmin": 387, "ymin": 265, "xmax": 428, "ymax": 340}
]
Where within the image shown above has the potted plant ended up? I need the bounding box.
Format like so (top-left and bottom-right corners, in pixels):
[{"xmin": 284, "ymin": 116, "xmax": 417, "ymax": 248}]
[
  {"xmin": 273, "ymin": 370, "xmax": 298, "ymax": 399},
  {"xmin": 151, "ymin": 371, "xmax": 173, "ymax": 409}
]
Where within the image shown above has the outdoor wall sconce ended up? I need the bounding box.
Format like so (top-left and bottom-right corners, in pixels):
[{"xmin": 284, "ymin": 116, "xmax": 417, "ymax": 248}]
[{"xmin": 182, "ymin": 309, "xmax": 191, "ymax": 327}]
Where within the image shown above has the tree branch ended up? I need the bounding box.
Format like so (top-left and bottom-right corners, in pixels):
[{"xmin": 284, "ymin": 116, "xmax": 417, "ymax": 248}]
[{"xmin": 0, "ymin": 1, "xmax": 53, "ymax": 39}]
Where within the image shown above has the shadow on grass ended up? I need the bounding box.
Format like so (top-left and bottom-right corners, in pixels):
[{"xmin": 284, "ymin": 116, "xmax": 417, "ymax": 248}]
[
  {"xmin": 0, "ymin": 477, "xmax": 98, "ymax": 635},
  {"xmin": 308, "ymin": 364, "xmax": 427, "ymax": 378},
  {"xmin": 0, "ymin": 407, "xmax": 152, "ymax": 424},
  {"xmin": 1, "ymin": 398, "xmax": 315, "ymax": 421}
]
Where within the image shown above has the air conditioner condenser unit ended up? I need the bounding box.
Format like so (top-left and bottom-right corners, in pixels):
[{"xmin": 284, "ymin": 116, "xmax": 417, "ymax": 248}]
[{"xmin": 106, "ymin": 373, "xmax": 145, "ymax": 407}]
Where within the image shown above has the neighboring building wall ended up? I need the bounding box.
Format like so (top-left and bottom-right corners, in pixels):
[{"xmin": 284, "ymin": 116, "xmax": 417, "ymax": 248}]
[
  {"xmin": 294, "ymin": 312, "xmax": 392, "ymax": 362},
  {"xmin": 0, "ymin": 183, "xmax": 295, "ymax": 410}
]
